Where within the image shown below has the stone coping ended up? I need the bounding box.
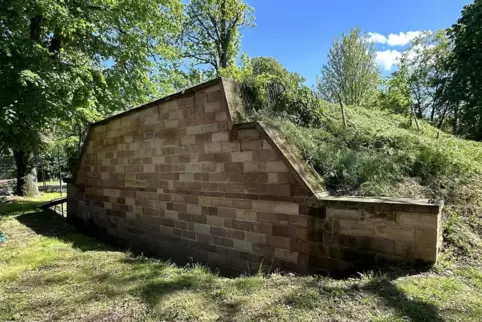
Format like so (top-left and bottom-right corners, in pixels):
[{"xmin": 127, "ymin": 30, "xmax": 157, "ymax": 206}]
[{"xmin": 313, "ymin": 196, "xmax": 443, "ymax": 214}]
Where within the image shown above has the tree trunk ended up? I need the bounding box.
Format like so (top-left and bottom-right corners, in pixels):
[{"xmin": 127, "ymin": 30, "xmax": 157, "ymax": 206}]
[
  {"xmin": 13, "ymin": 150, "xmax": 39, "ymax": 197},
  {"xmin": 337, "ymin": 92, "xmax": 347, "ymax": 128},
  {"xmin": 437, "ymin": 107, "xmax": 448, "ymax": 129},
  {"xmin": 411, "ymin": 107, "xmax": 420, "ymax": 131},
  {"xmin": 430, "ymin": 104, "xmax": 436, "ymax": 123},
  {"xmin": 452, "ymin": 102, "xmax": 459, "ymax": 134},
  {"xmin": 476, "ymin": 116, "xmax": 482, "ymax": 142}
]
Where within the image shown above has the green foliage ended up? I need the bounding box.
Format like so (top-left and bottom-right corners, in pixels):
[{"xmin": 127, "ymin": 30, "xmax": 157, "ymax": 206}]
[
  {"xmin": 317, "ymin": 28, "xmax": 380, "ymax": 107},
  {"xmin": 445, "ymin": 0, "xmax": 482, "ymax": 140},
  {"xmin": 0, "ymin": 0, "xmax": 183, "ymax": 194},
  {"xmin": 398, "ymin": 30, "xmax": 451, "ymax": 125},
  {"xmin": 37, "ymin": 138, "xmax": 78, "ymax": 182},
  {"xmin": 0, "ymin": 0, "xmax": 183, "ymax": 148},
  {"xmin": 183, "ymin": 0, "xmax": 255, "ymax": 74},
  {"xmin": 258, "ymin": 105, "xmax": 482, "ymax": 198},
  {"xmin": 378, "ymin": 67, "xmax": 411, "ymax": 115},
  {"xmin": 239, "ymin": 56, "xmax": 324, "ymax": 127}
]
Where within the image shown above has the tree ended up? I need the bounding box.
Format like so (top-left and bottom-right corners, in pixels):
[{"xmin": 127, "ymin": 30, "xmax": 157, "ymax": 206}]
[
  {"xmin": 399, "ymin": 30, "xmax": 451, "ymax": 122},
  {"xmin": 378, "ymin": 67, "xmax": 411, "ymax": 115},
  {"xmin": 445, "ymin": 0, "xmax": 482, "ymax": 140},
  {"xmin": 0, "ymin": 0, "xmax": 182, "ymax": 196},
  {"xmin": 183, "ymin": 0, "xmax": 255, "ymax": 75},
  {"xmin": 240, "ymin": 56, "xmax": 324, "ymax": 127},
  {"xmin": 317, "ymin": 28, "xmax": 380, "ymax": 107}
]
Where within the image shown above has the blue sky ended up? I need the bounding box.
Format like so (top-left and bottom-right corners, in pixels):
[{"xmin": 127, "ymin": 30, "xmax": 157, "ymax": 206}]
[{"xmin": 241, "ymin": 0, "xmax": 473, "ymax": 85}]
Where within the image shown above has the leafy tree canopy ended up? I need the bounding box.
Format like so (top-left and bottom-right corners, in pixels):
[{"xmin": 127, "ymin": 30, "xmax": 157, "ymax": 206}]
[
  {"xmin": 239, "ymin": 56, "xmax": 324, "ymax": 127},
  {"xmin": 317, "ymin": 28, "xmax": 380, "ymax": 107},
  {"xmin": 445, "ymin": 0, "xmax": 482, "ymax": 140},
  {"xmin": 183, "ymin": 0, "xmax": 254, "ymax": 74},
  {"xmin": 0, "ymin": 0, "xmax": 183, "ymax": 195}
]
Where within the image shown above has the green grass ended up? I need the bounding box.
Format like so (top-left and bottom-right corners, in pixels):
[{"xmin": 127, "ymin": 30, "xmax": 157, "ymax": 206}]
[
  {"xmin": 1, "ymin": 197, "xmax": 482, "ymax": 321},
  {"xmin": 0, "ymin": 192, "xmax": 63, "ymax": 217},
  {"xmin": 39, "ymin": 180, "xmax": 63, "ymax": 186}
]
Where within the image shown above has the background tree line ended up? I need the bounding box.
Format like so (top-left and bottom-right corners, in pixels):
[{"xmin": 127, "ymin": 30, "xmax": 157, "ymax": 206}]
[{"xmin": 1, "ymin": 0, "xmax": 481, "ymax": 196}]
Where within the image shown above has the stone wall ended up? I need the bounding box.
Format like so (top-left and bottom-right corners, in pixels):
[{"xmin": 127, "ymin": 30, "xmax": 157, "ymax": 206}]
[{"xmin": 67, "ymin": 78, "xmax": 443, "ymax": 274}]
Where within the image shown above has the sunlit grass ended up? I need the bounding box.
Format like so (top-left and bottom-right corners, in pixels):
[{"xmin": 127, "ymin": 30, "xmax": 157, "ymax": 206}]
[
  {"xmin": 0, "ymin": 205, "xmax": 481, "ymax": 321},
  {"xmin": 0, "ymin": 192, "xmax": 63, "ymax": 217}
]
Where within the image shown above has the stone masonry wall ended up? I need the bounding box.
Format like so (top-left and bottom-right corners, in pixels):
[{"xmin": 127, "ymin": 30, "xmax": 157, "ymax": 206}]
[{"xmin": 67, "ymin": 78, "xmax": 443, "ymax": 274}]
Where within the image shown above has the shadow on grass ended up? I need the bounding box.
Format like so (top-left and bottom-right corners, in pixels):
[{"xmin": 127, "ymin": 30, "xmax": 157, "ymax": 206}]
[
  {"xmin": 364, "ymin": 277, "xmax": 443, "ymax": 322},
  {"xmin": 310, "ymin": 274, "xmax": 444, "ymax": 322},
  {"xmin": 14, "ymin": 211, "xmax": 241, "ymax": 316},
  {"xmin": 16, "ymin": 211, "xmax": 111, "ymax": 252}
]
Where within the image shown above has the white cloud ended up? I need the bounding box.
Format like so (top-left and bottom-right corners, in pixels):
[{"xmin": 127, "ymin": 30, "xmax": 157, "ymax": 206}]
[
  {"xmin": 375, "ymin": 50, "xmax": 402, "ymax": 71},
  {"xmin": 386, "ymin": 31, "xmax": 421, "ymax": 46},
  {"xmin": 367, "ymin": 32, "xmax": 387, "ymax": 44},
  {"xmin": 368, "ymin": 31, "xmax": 422, "ymax": 47}
]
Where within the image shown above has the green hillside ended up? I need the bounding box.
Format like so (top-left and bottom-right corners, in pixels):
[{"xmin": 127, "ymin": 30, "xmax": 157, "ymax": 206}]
[{"xmin": 257, "ymin": 105, "xmax": 482, "ymax": 264}]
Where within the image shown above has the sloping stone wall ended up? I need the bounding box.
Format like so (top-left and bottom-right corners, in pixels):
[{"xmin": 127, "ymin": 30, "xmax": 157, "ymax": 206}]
[{"xmin": 67, "ymin": 78, "xmax": 443, "ymax": 274}]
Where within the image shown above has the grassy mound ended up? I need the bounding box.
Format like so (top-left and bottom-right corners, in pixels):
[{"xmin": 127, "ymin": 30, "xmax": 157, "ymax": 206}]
[{"xmin": 255, "ymin": 105, "xmax": 482, "ymax": 265}]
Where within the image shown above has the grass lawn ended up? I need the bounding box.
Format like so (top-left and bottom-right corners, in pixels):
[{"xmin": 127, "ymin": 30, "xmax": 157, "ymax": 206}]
[
  {"xmin": 1, "ymin": 195, "xmax": 482, "ymax": 321},
  {"xmin": 0, "ymin": 192, "xmax": 64, "ymax": 217}
]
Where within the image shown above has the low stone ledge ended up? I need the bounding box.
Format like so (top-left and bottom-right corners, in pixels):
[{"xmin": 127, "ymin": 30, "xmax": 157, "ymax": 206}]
[{"xmin": 313, "ymin": 196, "xmax": 443, "ymax": 214}]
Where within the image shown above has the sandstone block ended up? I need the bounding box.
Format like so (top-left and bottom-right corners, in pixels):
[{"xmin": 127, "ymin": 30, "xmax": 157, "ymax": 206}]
[
  {"xmin": 273, "ymin": 202, "xmax": 299, "ymax": 215},
  {"xmin": 179, "ymin": 174, "xmax": 194, "ymax": 182},
  {"xmin": 181, "ymin": 135, "xmax": 196, "ymax": 146},
  {"xmin": 218, "ymin": 238, "xmax": 233, "ymax": 248},
  {"xmin": 272, "ymin": 225, "xmax": 294, "ymax": 238},
  {"xmin": 237, "ymin": 129, "xmax": 259, "ymax": 140},
  {"xmin": 258, "ymin": 212, "xmax": 289, "ymax": 225},
  {"xmin": 211, "ymin": 227, "xmax": 226, "ymax": 237},
  {"xmin": 414, "ymin": 229, "xmax": 438, "ymax": 248},
  {"xmin": 326, "ymin": 208, "xmax": 360, "ymax": 220},
  {"xmin": 204, "ymin": 101, "xmax": 221, "ymax": 113},
  {"xmin": 227, "ymin": 229, "xmax": 245, "ymax": 240},
  {"xmin": 246, "ymin": 232, "xmax": 266, "ymax": 244},
  {"xmin": 215, "ymin": 111, "xmax": 228, "ymax": 121},
  {"xmin": 262, "ymin": 140, "xmax": 273, "ymax": 150},
  {"xmin": 274, "ymin": 248, "xmax": 299, "ymax": 263},
  {"xmin": 212, "ymin": 132, "xmax": 229, "ymax": 142},
  {"xmin": 398, "ymin": 212, "xmax": 438, "ymax": 229},
  {"xmin": 393, "ymin": 242, "xmax": 414, "ymax": 257},
  {"xmin": 267, "ymin": 173, "xmax": 278, "ymax": 184},
  {"xmin": 221, "ymin": 142, "xmax": 240, "ymax": 152},
  {"xmin": 267, "ymin": 236, "xmax": 290, "ymax": 249},
  {"xmin": 375, "ymin": 224, "xmax": 414, "ymax": 242},
  {"xmin": 202, "ymin": 123, "xmax": 219, "ymax": 133},
  {"xmin": 193, "ymin": 223, "xmax": 210, "ymax": 235},
  {"xmin": 186, "ymin": 125, "xmax": 203, "ymax": 136},
  {"xmin": 241, "ymin": 140, "xmax": 263, "ymax": 151},
  {"xmin": 414, "ymin": 246, "xmax": 437, "ymax": 262},
  {"xmin": 243, "ymin": 162, "xmax": 265, "ymax": 173},
  {"xmin": 207, "ymin": 215, "xmax": 224, "ymax": 227},
  {"xmin": 205, "ymin": 142, "xmax": 222, "ymax": 153},
  {"xmin": 164, "ymin": 210, "xmax": 178, "ymax": 220},
  {"xmin": 338, "ymin": 220, "xmax": 375, "ymax": 237},
  {"xmin": 233, "ymin": 239, "xmax": 253, "ymax": 252},
  {"xmin": 236, "ymin": 210, "xmax": 257, "ymax": 222},
  {"xmin": 232, "ymin": 151, "xmax": 253, "ymax": 162},
  {"xmin": 266, "ymin": 161, "xmax": 288, "ymax": 173}
]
